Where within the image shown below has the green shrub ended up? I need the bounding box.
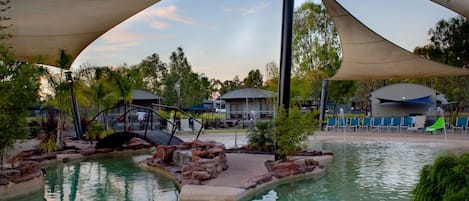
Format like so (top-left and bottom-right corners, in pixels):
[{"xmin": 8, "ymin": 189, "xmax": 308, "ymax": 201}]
[
  {"xmin": 87, "ymin": 123, "xmax": 107, "ymax": 140},
  {"xmin": 273, "ymin": 107, "xmax": 318, "ymax": 159},
  {"xmin": 411, "ymin": 153, "xmax": 469, "ymax": 201},
  {"xmin": 247, "ymin": 121, "xmax": 274, "ymax": 152}
]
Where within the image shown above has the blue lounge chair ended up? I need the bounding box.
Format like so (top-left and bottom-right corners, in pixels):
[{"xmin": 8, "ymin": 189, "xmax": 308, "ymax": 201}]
[
  {"xmin": 452, "ymin": 116, "xmax": 468, "ymax": 134},
  {"xmin": 349, "ymin": 117, "xmax": 359, "ymax": 132},
  {"xmin": 390, "ymin": 117, "xmax": 401, "ymax": 131},
  {"xmin": 325, "ymin": 117, "xmax": 337, "ymax": 131},
  {"xmin": 338, "ymin": 117, "xmax": 347, "ymax": 131},
  {"xmin": 359, "ymin": 117, "xmax": 371, "ymax": 131},
  {"xmin": 382, "ymin": 117, "xmax": 392, "ymax": 132},
  {"xmin": 400, "ymin": 116, "xmax": 413, "ymax": 132},
  {"xmin": 371, "ymin": 117, "xmax": 382, "ymax": 132}
]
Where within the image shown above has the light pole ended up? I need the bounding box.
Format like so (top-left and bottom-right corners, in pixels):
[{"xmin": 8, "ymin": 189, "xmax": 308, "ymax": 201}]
[
  {"xmin": 65, "ymin": 71, "xmax": 83, "ymax": 140},
  {"xmin": 175, "ymin": 78, "xmax": 181, "ymax": 107}
]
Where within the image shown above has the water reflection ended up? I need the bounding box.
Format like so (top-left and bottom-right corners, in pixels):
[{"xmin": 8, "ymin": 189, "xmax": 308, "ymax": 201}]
[
  {"xmin": 33, "ymin": 154, "xmax": 178, "ymax": 201},
  {"xmin": 253, "ymin": 141, "xmax": 446, "ymax": 201}
]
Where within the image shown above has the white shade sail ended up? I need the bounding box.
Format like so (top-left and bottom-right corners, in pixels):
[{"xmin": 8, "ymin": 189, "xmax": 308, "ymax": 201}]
[
  {"xmin": 322, "ymin": 0, "xmax": 469, "ymax": 80},
  {"xmin": 431, "ymin": 0, "xmax": 469, "ymax": 18},
  {"xmin": 1, "ymin": 0, "xmax": 160, "ymax": 66}
]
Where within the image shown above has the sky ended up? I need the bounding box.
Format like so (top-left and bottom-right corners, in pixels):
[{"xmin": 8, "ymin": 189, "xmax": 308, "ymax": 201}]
[{"xmin": 71, "ymin": 0, "xmax": 458, "ymax": 81}]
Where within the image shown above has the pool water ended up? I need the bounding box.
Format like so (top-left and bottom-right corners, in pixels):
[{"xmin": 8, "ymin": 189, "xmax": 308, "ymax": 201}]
[
  {"xmin": 252, "ymin": 141, "xmax": 447, "ymax": 201},
  {"xmin": 13, "ymin": 140, "xmax": 450, "ymax": 201},
  {"xmin": 19, "ymin": 154, "xmax": 179, "ymax": 201}
]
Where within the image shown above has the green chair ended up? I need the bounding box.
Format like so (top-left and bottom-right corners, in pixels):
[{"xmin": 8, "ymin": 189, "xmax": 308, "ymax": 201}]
[{"xmin": 425, "ymin": 117, "xmax": 445, "ymax": 134}]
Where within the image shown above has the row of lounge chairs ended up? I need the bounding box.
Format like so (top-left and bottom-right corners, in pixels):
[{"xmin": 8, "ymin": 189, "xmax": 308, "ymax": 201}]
[{"xmin": 325, "ymin": 116, "xmax": 468, "ymax": 133}]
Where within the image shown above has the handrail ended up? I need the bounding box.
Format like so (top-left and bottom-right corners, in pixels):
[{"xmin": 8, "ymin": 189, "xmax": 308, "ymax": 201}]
[
  {"xmin": 152, "ymin": 103, "xmax": 204, "ymax": 140},
  {"xmin": 89, "ymin": 103, "xmax": 178, "ymax": 142}
]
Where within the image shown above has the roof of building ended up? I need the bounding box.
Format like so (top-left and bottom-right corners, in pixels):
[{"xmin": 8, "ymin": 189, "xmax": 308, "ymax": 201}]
[
  {"xmin": 219, "ymin": 88, "xmax": 275, "ymax": 100},
  {"xmin": 1, "ymin": 0, "xmax": 160, "ymax": 66},
  {"xmin": 371, "ymin": 83, "xmax": 446, "ymax": 104},
  {"xmin": 323, "ymin": 0, "xmax": 469, "ymax": 80},
  {"xmin": 131, "ymin": 89, "xmax": 161, "ymax": 100}
]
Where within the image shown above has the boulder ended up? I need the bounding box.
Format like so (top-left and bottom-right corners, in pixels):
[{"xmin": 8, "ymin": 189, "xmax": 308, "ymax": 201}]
[
  {"xmin": 304, "ymin": 158, "xmax": 320, "ymax": 167},
  {"xmin": 96, "ymin": 148, "xmax": 114, "ymax": 154},
  {"xmin": 18, "ymin": 161, "xmax": 40, "ymax": 175},
  {"xmin": 182, "ymin": 163, "xmax": 205, "ymax": 173},
  {"xmin": 154, "ymin": 145, "xmax": 176, "ymax": 161},
  {"xmin": 191, "ymin": 171, "xmax": 211, "ymax": 180},
  {"xmin": 79, "ymin": 148, "xmax": 96, "ymax": 156},
  {"xmin": 9, "ymin": 150, "xmax": 33, "ymax": 166},
  {"xmin": 10, "ymin": 174, "xmax": 35, "ymax": 184},
  {"xmin": 30, "ymin": 153, "xmax": 57, "ymax": 162},
  {"xmin": 271, "ymin": 161, "xmax": 298, "ymax": 178},
  {"xmin": 0, "ymin": 169, "xmax": 20, "ymax": 179},
  {"xmin": 125, "ymin": 137, "xmax": 152, "ymax": 149}
]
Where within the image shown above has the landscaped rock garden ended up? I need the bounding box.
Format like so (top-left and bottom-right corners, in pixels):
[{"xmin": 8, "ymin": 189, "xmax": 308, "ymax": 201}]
[
  {"xmin": 241, "ymin": 157, "xmax": 325, "ymax": 189},
  {"xmin": 145, "ymin": 139, "xmax": 228, "ymax": 185}
]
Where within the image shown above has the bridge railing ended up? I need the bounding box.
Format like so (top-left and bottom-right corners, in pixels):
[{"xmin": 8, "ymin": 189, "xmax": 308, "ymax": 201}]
[
  {"xmin": 151, "ymin": 103, "xmax": 204, "ymax": 140},
  {"xmin": 88, "ymin": 103, "xmax": 203, "ymax": 145}
]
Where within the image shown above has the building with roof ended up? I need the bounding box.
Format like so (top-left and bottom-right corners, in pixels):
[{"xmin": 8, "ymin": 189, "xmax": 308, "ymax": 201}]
[
  {"xmin": 370, "ymin": 83, "xmax": 447, "ymax": 118},
  {"xmin": 219, "ymin": 88, "xmax": 276, "ymax": 121}
]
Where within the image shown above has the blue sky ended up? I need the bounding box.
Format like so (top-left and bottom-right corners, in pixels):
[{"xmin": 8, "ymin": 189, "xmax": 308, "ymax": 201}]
[{"xmin": 72, "ymin": 0, "xmax": 458, "ymax": 81}]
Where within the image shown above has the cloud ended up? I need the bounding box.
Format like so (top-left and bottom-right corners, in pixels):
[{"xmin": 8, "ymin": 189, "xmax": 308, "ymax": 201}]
[
  {"xmin": 134, "ymin": 5, "xmax": 196, "ymax": 30},
  {"xmin": 224, "ymin": 1, "xmax": 270, "ymax": 16},
  {"xmin": 87, "ymin": 26, "xmax": 174, "ymax": 53}
]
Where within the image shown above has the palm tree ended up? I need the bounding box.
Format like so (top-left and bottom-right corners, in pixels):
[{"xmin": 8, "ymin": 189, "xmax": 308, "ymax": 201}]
[{"xmin": 111, "ymin": 68, "xmax": 138, "ymax": 131}]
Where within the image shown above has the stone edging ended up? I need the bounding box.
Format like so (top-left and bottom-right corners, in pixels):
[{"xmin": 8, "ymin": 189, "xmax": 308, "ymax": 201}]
[{"xmin": 144, "ymin": 154, "xmax": 333, "ymax": 201}]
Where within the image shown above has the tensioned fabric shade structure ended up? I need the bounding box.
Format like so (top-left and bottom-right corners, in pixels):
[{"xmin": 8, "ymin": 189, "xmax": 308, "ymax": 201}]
[
  {"xmin": 431, "ymin": 0, "xmax": 469, "ymax": 18},
  {"xmin": 1, "ymin": 0, "xmax": 160, "ymax": 66},
  {"xmin": 322, "ymin": 0, "xmax": 469, "ymax": 80}
]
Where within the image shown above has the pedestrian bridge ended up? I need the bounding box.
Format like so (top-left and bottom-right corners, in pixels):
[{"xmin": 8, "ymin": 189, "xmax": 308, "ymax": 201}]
[{"xmin": 91, "ymin": 103, "xmax": 203, "ymax": 149}]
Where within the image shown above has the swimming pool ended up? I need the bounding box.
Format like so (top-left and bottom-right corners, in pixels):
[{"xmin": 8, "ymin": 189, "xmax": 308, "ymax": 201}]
[
  {"xmin": 13, "ymin": 140, "xmax": 449, "ymax": 201},
  {"xmin": 252, "ymin": 141, "xmax": 447, "ymax": 201}
]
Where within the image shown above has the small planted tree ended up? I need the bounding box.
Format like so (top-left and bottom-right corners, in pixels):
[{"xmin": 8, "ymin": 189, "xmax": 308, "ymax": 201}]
[
  {"xmin": 273, "ymin": 106, "xmax": 317, "ymax": 159},
  {"xmin": 0, "ymin": 45, "xmax": 41, "ymax": 168},
  {"xmin": 247, "ymin": 121, "xmax": 274, "ymax": 152},
  {"xmin": 411, "ymin": 153, "xmax": 469, "ymax": 201}
]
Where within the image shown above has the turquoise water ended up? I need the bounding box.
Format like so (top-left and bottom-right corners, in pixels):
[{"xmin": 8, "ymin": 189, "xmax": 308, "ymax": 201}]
[
  {"xmin": 19, "ymin": 154, "xmax": 178, "ymax": 201},
  {"xmin": 252, "ymin": 141, "xmax": 447, "ymax": 201},
  {"xmin": 13, "ymin": 141, "xmax": 450, "ymax": 201}
]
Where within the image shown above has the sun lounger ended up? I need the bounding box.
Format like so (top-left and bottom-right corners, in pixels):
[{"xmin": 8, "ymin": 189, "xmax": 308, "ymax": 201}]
[
  {"xmin": 349, "ymin": 117, "xmax": 359, "ymax": 132},
  {"xmin": 325, "ymin": 117, "xmax": 337, "ymax": 131},
  {"xmin": 359, "ymin": 117, "xmax": 371, "ymax": 131},
  {"xmin": 452, "ymin": 116, "xmax": 467, "ymax": 134}
]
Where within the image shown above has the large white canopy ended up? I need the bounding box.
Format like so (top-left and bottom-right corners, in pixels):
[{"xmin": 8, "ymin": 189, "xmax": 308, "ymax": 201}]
[
  {"xmin": 1, "ymin": 0, "xmax": 160, "ymax": 66},
  {"xmin": 432, "ymin": 0, "xmax": 469, "ymax": 18},
  {"xmin": 322, "ymin": 0, "xmax": 469, "ymax": 80}
]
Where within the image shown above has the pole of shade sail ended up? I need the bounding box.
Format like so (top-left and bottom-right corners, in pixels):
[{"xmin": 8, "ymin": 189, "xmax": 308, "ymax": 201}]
[{"xmin": 276, "ymin": 0, "xmax": 294, "ymax": 161}]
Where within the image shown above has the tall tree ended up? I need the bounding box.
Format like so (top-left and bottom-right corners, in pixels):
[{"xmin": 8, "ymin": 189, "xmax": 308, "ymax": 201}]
[
  {"xmin": 243, "ymin": 69, "xmax": 263, "ymax": 88},
  {"xmin": 293, "ymin": 2, "xmax": 341, "ymax": 76},
  {"xmin": 414, "ymin": 16, "xmax": 469, "ymax": 114},
  {"xmin": 264, "ymin": 61, "xmax": 279, "ymax": 92},
  {"xmin": 0, "ymin": 45, "xmax": 41, "ymax": 168},
  {"xmin": 219, "ymin": 75, "xmax": 242, "ymax": 95},
  {"xmin": 111, "ymin": 67, "xmax": 139, "ymax": 131},
  {"xmin": 162, "ymin": 47, "xmax": 211, "ymax": 107},
  {"xmin": 137, "ymin": 53, "xmax": 167, "ymax": 94}
]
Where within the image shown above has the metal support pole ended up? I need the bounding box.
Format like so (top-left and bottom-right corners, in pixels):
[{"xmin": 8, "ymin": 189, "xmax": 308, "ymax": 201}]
[
  {"xmin": 70, "ymin": 86, "xmax": 83, "ymax": 140},
  {"xmin": 319, "ymin": 80, "xmax": 329, "ymax": 131},
  {"xmin": 275, "ymin": 0, "xmax": 294, "ymax": 161}
]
